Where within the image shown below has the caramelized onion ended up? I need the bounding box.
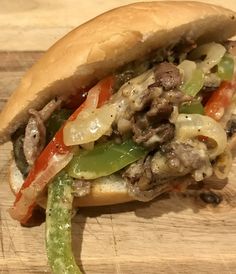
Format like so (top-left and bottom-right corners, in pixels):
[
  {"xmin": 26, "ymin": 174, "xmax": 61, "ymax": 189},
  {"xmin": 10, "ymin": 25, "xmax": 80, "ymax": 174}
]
[
  {"xmin": 63, "ymin": 103, "xmax": 117, "ymax": 146},
  {"xmin": 175, "ymin": 114, "xmax": 227, "ymax": 159},
  {"xmin": 189, "ymin": 42, "xmax": 226, "ymax": 73}
]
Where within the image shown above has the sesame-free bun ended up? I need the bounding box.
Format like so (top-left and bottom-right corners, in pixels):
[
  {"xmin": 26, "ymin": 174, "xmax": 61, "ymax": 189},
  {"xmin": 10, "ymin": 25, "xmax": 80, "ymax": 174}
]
[
  {"xmin": 1, "ymin": 1, "xmax": 236, "ymax": 143},
  {"xmin": 9, "ymin": 159, "xmax": 133, "ymax": 208}
]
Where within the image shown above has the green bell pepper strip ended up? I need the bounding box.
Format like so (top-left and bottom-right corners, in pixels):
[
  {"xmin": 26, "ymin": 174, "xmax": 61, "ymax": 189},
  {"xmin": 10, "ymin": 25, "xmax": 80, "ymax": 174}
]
[
  {"xmin": 46, "ymin": 171, "xmax": 82, "ymax": 274},
  {"xmin": 181, "ymin": 68, "xmax": 204, "ymax": 97},
  {"xmin": 179, "ymin": 101, "xmax": 204, "ymax": 115},
  {"xmin": 217, "ymin": 54, "xmax": 234, "ymax": 81},
  {"xmin": 67, "ymin": 139, "xmax": 147, "ymax": 180}
]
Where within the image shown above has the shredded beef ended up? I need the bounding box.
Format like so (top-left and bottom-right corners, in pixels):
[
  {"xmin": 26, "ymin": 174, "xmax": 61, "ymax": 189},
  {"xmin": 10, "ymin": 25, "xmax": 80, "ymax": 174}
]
[
  {"xmin": 161, "ymin": 142, "xmax": 207, "ymax": 170},
  {"xmin": 23, "ymin": 110, "xmax": 46, "ymax": 166},
  {"xmin": 162, "ymin": 90, "xmax": 192, "ymax": 104},
  {"xmin": 123, "ymin": 157, "xmax": 168, "ymax": 201},
  {"xmin": 39, "ymin": 98, "xmax": 62, "ymax": 120},
  {"xmin": 154, "ymin": 62, "xmax": 181, "ymax": 91},
  {"xmin": 115, "ymin": 62, "xmax": 192, "ymax": 147},
  {"xmin": 146, "ymin": 96, "xmax": 173, "ymax": 119},
  {"xmin": 158, "ymin": 141, "xmax": 213, "ymax": 181},
  {"xmin": 130, "ymin": 88, "xmax": 179, "ymax": 148},
  {"xmin": 123, "ymin": 139, "xmax": 213, "ymax": 201},
  {"xmin": 132, "ymin": 119, "xmax": 175, "ymax": 147},
  {"xmin": 23, "ymin": 98, "xmax": 62, "ymax": 165},
  {"xmin": 123, "ymin": 158, "xmax": 147, "ymax": 185}
]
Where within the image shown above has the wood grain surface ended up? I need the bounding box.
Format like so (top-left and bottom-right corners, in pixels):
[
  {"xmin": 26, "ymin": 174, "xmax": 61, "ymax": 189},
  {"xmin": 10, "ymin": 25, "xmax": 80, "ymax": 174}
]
[
  {"xmin": 0, "ymin": 0, "xmax": 236, "ymax": 51},
  {"xmin": 1, "ymin": 1, "xmax": 236, "ymax": 274}
]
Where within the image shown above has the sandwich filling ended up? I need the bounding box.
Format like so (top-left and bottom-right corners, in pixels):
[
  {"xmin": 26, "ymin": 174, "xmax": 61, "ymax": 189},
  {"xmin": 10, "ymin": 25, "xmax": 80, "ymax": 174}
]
[
  {"xmin": 8, "ymin": 40, "xmax": 236, "ymax": 273},
  {"xmin": 11, "ymin": 40, "xmax": 236, "ymax": 214}
]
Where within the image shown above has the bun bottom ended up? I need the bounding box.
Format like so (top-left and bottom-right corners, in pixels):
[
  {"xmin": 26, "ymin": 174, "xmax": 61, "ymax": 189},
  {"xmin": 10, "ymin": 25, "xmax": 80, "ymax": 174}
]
[{"xmin": 9, "ymin": 159, "xmax": 134, "ymax": 208}]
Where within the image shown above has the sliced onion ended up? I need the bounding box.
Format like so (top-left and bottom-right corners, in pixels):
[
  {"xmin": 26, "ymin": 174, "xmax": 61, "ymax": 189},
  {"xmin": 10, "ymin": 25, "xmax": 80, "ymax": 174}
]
[
  {"xmin": 178, "ymin": 60, "xmax": 196, "ymax": 83},
  {"xmin": 175, "ymin": 114, "xmax": 227, "ymax": 159},
  {"xmin": 63, "ymin": 103, "xmax": 117, "ymax": 146},
  {"xmin": 8, "ymin": 152, "xmax": 73, "ymax": 222},
  {"xmin": 189, "ymin": 42, "xmax": 226, "ymax": 73},
  {"xmin": 84, "ymin": 84, "xmax": 100, "ymax": 110}
]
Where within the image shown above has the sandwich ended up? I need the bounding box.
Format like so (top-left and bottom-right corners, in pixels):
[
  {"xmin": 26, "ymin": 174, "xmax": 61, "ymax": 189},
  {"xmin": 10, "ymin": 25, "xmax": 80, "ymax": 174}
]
[{"xmin": 1, "ymin": 1, "xmax": 236, "ymax": 273}]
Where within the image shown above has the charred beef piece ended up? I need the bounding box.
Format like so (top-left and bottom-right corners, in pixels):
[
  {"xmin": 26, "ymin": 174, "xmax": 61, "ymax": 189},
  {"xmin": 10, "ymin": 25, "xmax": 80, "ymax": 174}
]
[{"xmin": 154, "ymin": 62, "xmax": 181, "ymax": 91}]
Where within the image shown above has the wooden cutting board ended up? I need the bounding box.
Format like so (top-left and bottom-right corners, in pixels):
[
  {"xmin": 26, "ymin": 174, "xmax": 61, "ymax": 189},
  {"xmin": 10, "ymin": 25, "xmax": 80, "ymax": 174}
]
[
  {"xmin": 1, "ymin": 1, "xmax": 236, "ymax": 274},
  {"xmin": 1, "ymin": 51, "xmax": 236, "ymax": 274}
]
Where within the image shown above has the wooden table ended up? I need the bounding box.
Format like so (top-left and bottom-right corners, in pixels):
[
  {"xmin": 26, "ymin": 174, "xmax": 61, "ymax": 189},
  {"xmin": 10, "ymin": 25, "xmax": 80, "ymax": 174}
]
[{"xmin": 1, "ymin": 1, "xmax": 236, "ymax": 273}]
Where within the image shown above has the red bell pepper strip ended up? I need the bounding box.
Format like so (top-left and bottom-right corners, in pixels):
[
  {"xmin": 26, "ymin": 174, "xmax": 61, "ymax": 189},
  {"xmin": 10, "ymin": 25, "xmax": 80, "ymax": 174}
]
[
  {"xmin": 205, "ymin": 81, "xmax": 236, "ymax": 120},
  {"xmin": 9, "ymin": 76, "xmax": 114, "ymax": 223}
]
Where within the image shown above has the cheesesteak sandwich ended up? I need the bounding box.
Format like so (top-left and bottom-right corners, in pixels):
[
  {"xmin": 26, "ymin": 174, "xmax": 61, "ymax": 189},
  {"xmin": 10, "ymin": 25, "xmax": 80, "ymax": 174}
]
[{"xmin": 1, "ymin": 1, "xmax": 236, "ymax": 273}]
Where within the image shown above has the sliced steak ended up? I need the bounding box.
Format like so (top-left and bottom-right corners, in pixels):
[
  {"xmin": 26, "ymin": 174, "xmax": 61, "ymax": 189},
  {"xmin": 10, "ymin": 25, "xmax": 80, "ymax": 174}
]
[
  {"xmin": 162, "ymin": 142, "xmax": 207, "ymax": 170},
  {"xmin": 154, "ymin": 62, "xmax": 181, "ymax": 91},
  {"xmin": 162, "ymin": 90, "xmax": 192, "ymax": 105},
  {"xmin": 132, "ymin": 120, "xmax": 175, "ymax": 147},
  {"xmin": 158, "ymin": 141, "xmax": 213, "ymax": 181},
  {"xmin": 123, "ymin": 156, "xmax": 177, "ymax": 201},
  {"xmin": 23, "ymin": 110, "xmax": 46, "ymax": 166},
  {"xmin": 146, "ymin": 96, "xmax": 173, "ymax": 119},
  {"xmin": 23, "ymin": 98, "xmax": 62, "ymax": 166}
]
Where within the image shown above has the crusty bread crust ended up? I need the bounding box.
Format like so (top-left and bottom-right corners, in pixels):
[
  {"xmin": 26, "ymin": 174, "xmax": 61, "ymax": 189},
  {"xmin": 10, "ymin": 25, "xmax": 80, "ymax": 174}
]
[
  {"xmin": 1, "ymin": 1, "xmax": 236, "ymax": 143},
  {"xmin": 9, "ymin": 159, "xmax": 133, "ymax": 207}
]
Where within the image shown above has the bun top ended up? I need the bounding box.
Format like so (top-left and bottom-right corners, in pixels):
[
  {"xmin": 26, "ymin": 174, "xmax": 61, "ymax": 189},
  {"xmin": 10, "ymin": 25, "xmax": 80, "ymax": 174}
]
[{"xmin": 1, "ymin": 1, "xmax": 236, "ymax": 143}]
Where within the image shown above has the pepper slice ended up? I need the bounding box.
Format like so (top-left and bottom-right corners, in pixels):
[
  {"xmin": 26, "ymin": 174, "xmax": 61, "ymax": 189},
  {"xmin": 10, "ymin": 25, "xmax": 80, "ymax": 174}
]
[
  {"xmin": 181, "ymin": 68, "xmax": 204, "ymax": 96},
  {"xmin": 204, "ymin": 81, "xmax": 235, "ymax": 120},
  {"xmin": 46, "ymin": 171, "xmax": 81, "ymax": 274},
  {"xmin": 217, "ymin": 54, "xmax": 234, "ymax": 81},
  {"xmin": 67, "ymin": 139, "xmax": 147, "ymax": 180},
  {"xmin": 9, "ymin": 76, "xmax": 114, "ymax": 224},
  {"xmin": 179, "ymin": 101, "xmax": 204, "ymax": 115}
]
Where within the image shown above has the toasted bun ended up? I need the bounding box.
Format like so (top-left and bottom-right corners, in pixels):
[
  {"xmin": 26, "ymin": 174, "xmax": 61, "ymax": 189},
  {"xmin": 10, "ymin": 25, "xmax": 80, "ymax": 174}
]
[
  {"xmin": 9, "ymin": 159, "xmax": 133, "ymax": 208},
  {"xmin": 1, "ymin": 1, "xmax": 236, "ymax": 143}
]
